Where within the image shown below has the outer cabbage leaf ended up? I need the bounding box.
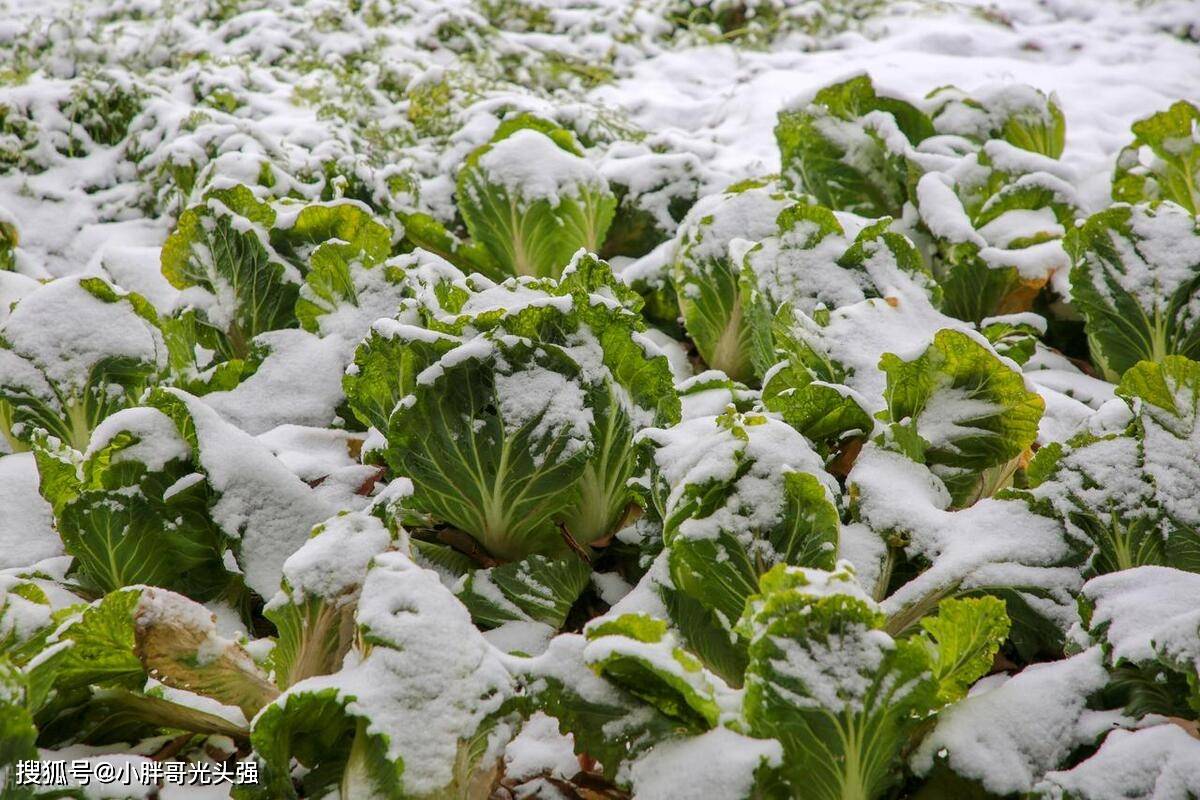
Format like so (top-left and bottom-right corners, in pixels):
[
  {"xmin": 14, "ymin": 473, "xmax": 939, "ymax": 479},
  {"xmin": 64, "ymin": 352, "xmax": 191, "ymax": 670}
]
[
  {"xmin": 457, "ymin": 554, "xmax": 591, "ymax": 631},
  {"xmin": 25, "ymin": 588, "xmax": 144, "ymax": 713},
  {"xmin": 396, "ymin": 210, "xmax": 504, "ymax": 281},
  {"xmin": 265, "ymin": 510, "xmax": 397, "ymax": 689},
  {"xmin": 1114, "ymin": 357, "xmax": 1200, "ymax": 572},
  {"xmin": 761, "ymin": 309, "xmax": 877, "ymax": 463},
  {"xmin": 133, "ymin": 587, "xmax": 277, "ymax": 720},
  {"xmin": 737, "ymin": 564, "xmax": 938, "ymax": 800},
  {"xmin": 583, "ymin": 612, "xmax": 732, "ymax": 731},
  {"xmin": 1113, "ymin": 101, "xmax": 1200, "ymax": 214},
  {"xmin": 288, "ymin": 207, "xmax": 407, "ymax": 340},
  {"xmin": 0, "ymin": 277, "xmax": 167, "ymax": 452},
  {"xmin": 672, "ymin": 178, "xmax": 798, "ymax": 382},
  {"xmin": 919, "ymin": 596, "xmax": 1010, "ymax": 705},
  {"xmin": 760, "ymin": 276, "xmax": 972, "ymax": 465},
  {"xmin": 878, "ymin": 328, "xmax": 1044, "ymax": 507},
  {"xmin": 250, "ymin": 552, "xmax": 514, "ymax": 800},
  {"xmin": 343, "ymin": 321, "xmax": 458, "ymax": 437},
  {"xmin": 775, "ymin": 74, "xmax": 933, "ymax": 217},
  {"xmin": 31, "ymin": 407, "xmax": 230, "ymax": 598},
  {"xmin": 269, "ymin": 199, "xmax": 392, "ymax": 271},
  {"xmin": 1066, "ymin": 202, "xmax": 1200, "ymax": 380},
  {"xmin": 639, "ymin": 410, "xmax": 840, "ymax": 645},
  {"xmin": 925, "ymin": 84, "xmax": 1065, "ymax": 157},
  {"xmin": 457, "ymin": 121, "xmax": 615, "ymax": 279},
  {"xmin": 0, "ymin": 575, "xmax": 53, "ymax": 665},
  {"xmin": 161, "ymin": 185, "xmax": 298, "ymax": 362},
  {"xmin": 380, "ymin": 331, "xmax": 593, "ymax": 561}
]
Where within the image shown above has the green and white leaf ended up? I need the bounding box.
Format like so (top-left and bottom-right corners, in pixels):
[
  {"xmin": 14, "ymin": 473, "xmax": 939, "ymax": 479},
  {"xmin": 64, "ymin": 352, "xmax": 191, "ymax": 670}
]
[
  {"xmin": 878, "ymin": 328, "xmax": 1044, "ymax": 507},
  {"xmin": 775, "ymin": 74, "xmax": 933, "ymax": 217},
  {"xmin": 0, "ymin": 277, "xmax": 167, "ymax": 452},
  {"xmin": 1112, "ymin": 100, "xmax": 1200, "ymax": 214},
  {"xmin": 1066, "ymin": 202, "xmax": 1200, "ymax": 381}
]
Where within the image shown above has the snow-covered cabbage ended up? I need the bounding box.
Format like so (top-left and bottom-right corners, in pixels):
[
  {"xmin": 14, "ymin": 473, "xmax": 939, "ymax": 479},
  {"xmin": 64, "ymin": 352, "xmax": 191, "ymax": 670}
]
[
  {"xmin": 0, "ymin": 0, "xmax": 1197, "ymax": 793},
  {"xmin": 530, "ymin": 562, "xmax": 1009, "ymax": 796},
  {"xmin": 775, "ymin": 74, "xmax": 933, "ymax": 218},
  {"xmin": 345, "ymin": 254, "xmax": 679, "ymax": 560},
  {"xmin": 670, "ymin": 178, "xmax": 798, "ymax": 382},
  {"xmin": 1113, "ymin": 100, "xmax": 1200, "ymax": 214},
  {"xmin": 0, "ymin": 277, "xmax": 168, "ymax": 453},
  {"xmin": 1067, "ymin": 202, "xmax": 1200, "ymax": 381},
  {"xmin": 1015, "ymin": 357, "xmax": 1200, "ymax": 575},
  {"xmin": 250, "ymin": 551, "xmax": 516, "ymax": 799},
  {"xmin": 456, "ymin": 117, "xmax": 617, "ymax": 279},
  {"xmin": 913, "ymin": 141, "xmax": 1080, "ymax": 322}
]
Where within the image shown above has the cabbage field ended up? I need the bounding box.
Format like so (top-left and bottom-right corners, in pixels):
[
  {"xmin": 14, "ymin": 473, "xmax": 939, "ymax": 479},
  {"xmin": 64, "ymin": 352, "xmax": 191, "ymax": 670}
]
[{"xmin": 1, "ymin": 0, "xmax": 1200, "ymax": 797}]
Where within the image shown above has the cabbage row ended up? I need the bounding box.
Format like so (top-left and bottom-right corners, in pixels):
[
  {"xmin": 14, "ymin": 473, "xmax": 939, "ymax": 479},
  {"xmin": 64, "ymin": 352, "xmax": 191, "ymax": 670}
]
[{"xmin": 2, "ymin": 0, "xmax": 1200, "ymax": 799}]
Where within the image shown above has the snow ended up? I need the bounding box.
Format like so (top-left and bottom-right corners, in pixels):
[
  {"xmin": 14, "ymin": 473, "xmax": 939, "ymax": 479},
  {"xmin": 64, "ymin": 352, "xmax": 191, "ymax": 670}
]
[
  {"xmin": 503, "ymin": 712, "xmax": 580, "ymax": 783},
  {"xmin": 629, "ymin": 728, "xmax": 783, "ymax": 800},
  {"xmin": 1078, "ymin": 567, "xmax": 1200, "ymax": 676},
  {"xmin": 639, "ymin": 327, "xmax": 693, "ymax": 382},
  {"xmin": 1036, "ymin": 724, "xmax": 1200, "ymax": 800},
  {"xmin": 484, "ymin": 620, "xmax": 557, "ymax": 656},
  {"xmin": 268, "ymin": 510, "xmax": 393, "ymax": 606},
  {"xmin": 836, "ymin": 521, "xmax": 888, "ymax": 599},
  {"xmin": 911, "ymin": 647, "xmax": 1127, "ymax": 795},
  {"xmin": 592, "ymin": 570, "xmax": 633, "ymax": 606},
  {"xmin": 165, "ymin": 390, "xmax": 335, "ymax": 598},
  {"xmin": 273, "ymin": 551, "xmax": 513, "ymax": 796},
  {"xmin": 476, "ymin": 128, "xmax": 607, "ymax": 207},
  {"xmin": 850, "ymin": 444, "xmax": 1080, "ymax": 631},
  {"xmin": 494, "ymin": 362, "xmax": 593, "ymax": 464},
  {"xmin": 0, "ymin": 276, "xmax": 166, "ymax": 394},
  {"xmin": 0, "ymin": 453, "xmax": 61, "ymax": 568},
  {"xmin": 1023, "ymin": 343, "xmax": 1116, "ymax": 443},
  {"xmin": 916, "ymin": 173, "xmax": 984, "ymax": 247},
  {"xmin": 85, "ymin": 406, "xmax": 191, "ymax": 472},
  {"xmin": 203, "ymin": 329, "xmax": 348, "ymax": 435},
  {"xmin": 675, "ymin": 183, "xmax": 792, "ymax": 268},
  {"xmin": 0, "ymin": 271, "xmax": 39, "ymax": 326},
  {"xmin": 255, "ymin": 424, "xmax": 365, "ymax": 482}
]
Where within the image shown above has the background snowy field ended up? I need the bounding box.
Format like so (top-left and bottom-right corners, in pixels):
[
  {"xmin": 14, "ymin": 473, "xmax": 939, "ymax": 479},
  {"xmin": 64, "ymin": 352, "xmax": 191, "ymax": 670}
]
[{"xmin": 1, "ymin": 0, "xmax": 1200, "ymax": 797}]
